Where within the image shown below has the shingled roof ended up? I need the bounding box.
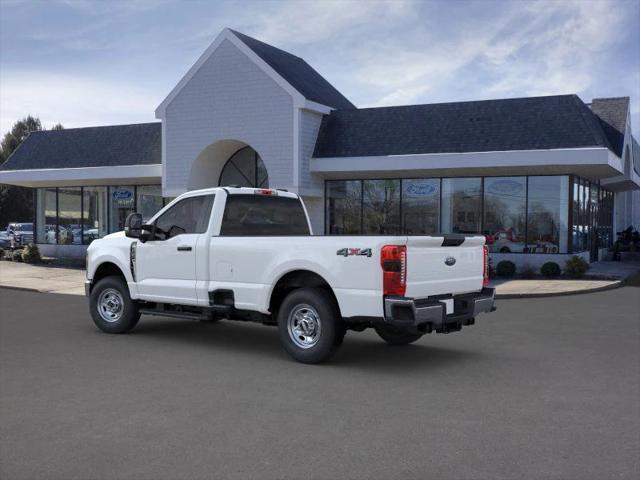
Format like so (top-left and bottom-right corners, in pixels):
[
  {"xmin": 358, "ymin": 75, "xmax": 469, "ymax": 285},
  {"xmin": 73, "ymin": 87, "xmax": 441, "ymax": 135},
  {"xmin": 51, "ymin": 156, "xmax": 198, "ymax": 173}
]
[
  {"xmin": 590, "ymin": 97, "xmax": 629, "ymax": 157},
  {"xmin": 0, "ymin": 122, "xmax": 161, "ymax": 171},
  {"xmin": 230, "ymin": 29, "xmax": 355, "ymax": 111},
  {"xmin": 313, "ymin": 94, "xmax": 616, "ymax": 158}
]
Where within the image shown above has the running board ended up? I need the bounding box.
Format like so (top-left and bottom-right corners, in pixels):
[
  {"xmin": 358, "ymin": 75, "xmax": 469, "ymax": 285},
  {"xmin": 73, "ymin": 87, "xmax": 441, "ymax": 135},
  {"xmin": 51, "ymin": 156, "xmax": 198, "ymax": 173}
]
[
  {"xmin": 139, "ymin": 302, "xmax": 232, "ymax": 321},
  {"xmin": 139, "ymin": 308, "xmax": 211, "ymax": 321}
]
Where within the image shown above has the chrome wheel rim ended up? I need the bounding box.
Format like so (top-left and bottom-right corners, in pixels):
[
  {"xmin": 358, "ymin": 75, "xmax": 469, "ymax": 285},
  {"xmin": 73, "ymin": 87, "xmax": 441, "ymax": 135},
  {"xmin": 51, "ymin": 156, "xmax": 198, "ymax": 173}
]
[
  {"xmin": 97, "ymin": 288, "xmax": 124, "ymax": 323},
  {"xmin": 287, "ymin": 304, "xmax": 321, "ymax": 349}
]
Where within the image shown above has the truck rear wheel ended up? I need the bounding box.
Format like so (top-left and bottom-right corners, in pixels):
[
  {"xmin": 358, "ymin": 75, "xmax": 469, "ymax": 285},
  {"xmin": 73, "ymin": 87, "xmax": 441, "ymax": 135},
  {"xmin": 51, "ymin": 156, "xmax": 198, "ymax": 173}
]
[
  {"xmin": 89, "ymin": 275, "xmax": 140, "ymax": 334},
  {"xmin": 374, "ymin": 325, "xmax": 423, "ymax": 346},
  {"xmin": 277, "ymin": 288, "xmax": 344, "ymax": 364}
]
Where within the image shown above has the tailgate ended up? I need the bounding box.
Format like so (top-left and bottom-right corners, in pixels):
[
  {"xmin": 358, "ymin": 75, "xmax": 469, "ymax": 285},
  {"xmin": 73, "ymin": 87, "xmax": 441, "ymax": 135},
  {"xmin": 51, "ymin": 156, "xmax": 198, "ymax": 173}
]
[{"xmin": 404, "ymin": 235, "xmax": 485, "ymax": 298}]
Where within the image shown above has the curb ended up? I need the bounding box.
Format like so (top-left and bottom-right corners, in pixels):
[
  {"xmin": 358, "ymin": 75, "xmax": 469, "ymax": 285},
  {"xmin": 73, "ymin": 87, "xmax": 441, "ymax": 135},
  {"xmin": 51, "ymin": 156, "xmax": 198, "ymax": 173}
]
[
  {"xmin": 495, "ymin": 280, "xmax": 623, "ymax": 299},
  {"xmin": 0, "ymin": 285, "xmax": 41, "ymax": 294},
  {"xmin": 0, "ymin": 285, "xmax": 85, "ymax": 296}
]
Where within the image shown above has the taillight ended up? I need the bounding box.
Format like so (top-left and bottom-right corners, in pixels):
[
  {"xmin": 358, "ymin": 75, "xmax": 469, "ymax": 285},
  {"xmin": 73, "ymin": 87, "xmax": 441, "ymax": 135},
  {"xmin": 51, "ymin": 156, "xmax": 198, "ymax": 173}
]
[
  {"xmin": 381, "ymin": 245, "xmax": 407, "ymax": 296},
  {"xmin": 255, "ymin": 189, "xmax": 276, "ymax": 195},
  {"xmin": 483, "ymin": 245, "xmax": 489, "ymax": 287}
]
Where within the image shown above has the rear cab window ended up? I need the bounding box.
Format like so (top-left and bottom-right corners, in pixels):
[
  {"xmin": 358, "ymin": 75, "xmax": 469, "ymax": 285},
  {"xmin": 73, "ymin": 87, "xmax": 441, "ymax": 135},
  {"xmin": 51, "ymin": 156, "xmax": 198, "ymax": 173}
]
[{"xmin": 220, "ymin": 194, "xmax": 310, "ymax": 236}]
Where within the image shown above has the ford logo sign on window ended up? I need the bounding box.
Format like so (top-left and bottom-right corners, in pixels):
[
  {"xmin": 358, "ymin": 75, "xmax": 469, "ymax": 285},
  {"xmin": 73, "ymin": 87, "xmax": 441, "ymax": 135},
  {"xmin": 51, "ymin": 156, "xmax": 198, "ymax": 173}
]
[
  {"xmin": 112, "ymin": 189, "xmax": 133, "ymax": 200},
  {"xmin": 445, "ymin": 256, "xmax": 456, "ymax": 266},
  {"xmin": 488, "ymin": 179, "xmax": 523, "ymax": 195},
  {"xmin": 405, "ymin": 183, "xmax": 438, "ymax": 197}
]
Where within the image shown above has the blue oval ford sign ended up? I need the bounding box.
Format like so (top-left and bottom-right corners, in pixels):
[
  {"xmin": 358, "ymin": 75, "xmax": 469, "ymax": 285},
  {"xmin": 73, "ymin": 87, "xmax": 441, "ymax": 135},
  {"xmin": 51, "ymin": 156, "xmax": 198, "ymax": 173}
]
[
  {"xmin": 405, "ymin": 183, "xmax": 438, "ymax": 197},
  {"xmin": 445, "ymin": 256, "xmax": 456, "ymax": 266},
  {"xmin": 112, "ymin": 188, "xmax": 133, "ymax": 200}
]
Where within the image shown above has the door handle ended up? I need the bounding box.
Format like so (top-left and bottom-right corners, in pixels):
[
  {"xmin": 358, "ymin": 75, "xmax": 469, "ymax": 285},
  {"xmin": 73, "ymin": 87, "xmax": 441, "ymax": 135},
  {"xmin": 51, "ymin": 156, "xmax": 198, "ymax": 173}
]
[{"xmin": 177, "ymin": 246, "xmax": 192, "ymax": 251}]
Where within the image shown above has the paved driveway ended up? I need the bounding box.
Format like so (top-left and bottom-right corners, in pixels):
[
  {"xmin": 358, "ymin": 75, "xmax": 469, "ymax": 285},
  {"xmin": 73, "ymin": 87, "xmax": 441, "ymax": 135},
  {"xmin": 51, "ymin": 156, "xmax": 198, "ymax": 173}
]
[{"xmin": 1, "ymin": 287, "xmax": 638, "ymax": 480}]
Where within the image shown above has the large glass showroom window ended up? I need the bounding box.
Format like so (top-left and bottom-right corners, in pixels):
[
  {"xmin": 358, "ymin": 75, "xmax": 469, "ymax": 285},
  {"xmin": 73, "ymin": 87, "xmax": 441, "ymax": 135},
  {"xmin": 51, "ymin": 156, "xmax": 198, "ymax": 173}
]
[
  {"xmin": 526, "ymin": 176, "xmax": 569, "ymax": 253},
  {"xmin": 483, "ymin": 177, "xmax": 526, "ymax": 253},
  {"xmin": 83, "ymin": 187, "xmax": 108, "ymax": 244},
  {"xmin": 57, "ymin": 188, "xmax": 82, "ymax": 245},
  {"xmin": 441, "ymin": 178, "xmax": 482, "ymax": 234},
  {"xmin": 571, "ymin": 176, "xmax": 614, "ymax": 252},
  {"xmin": 402, "ymin": 179, "xmax": 440, "ymax": 234},
  {"xmin": 109, "ymin": 186, "xmax": 136, "ymax": 233},
  {"xmin": 326, "ymin": 175, "xmax": 610, "ymax": 255},
  {"xmin": 137, "ymin": 185, "xmax": 164, "ymax": 222},
  {"xmin": 362, "ymin": 180, "xmax": 401, "ymax": 234},
  {"xmin": 35, "ymin": 185, "xmax": 166, "ymax": 245},
  {"xmin": 36, "ymin": 188, "xmax": 57, "ymax": 244},
  {"xmin": 325, "ymin": 180, "xmax": 362, "ymax": 234}
]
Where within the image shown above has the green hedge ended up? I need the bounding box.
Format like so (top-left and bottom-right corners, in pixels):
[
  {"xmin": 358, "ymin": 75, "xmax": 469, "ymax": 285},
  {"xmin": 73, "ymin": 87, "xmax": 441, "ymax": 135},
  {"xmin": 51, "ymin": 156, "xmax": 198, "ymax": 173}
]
[
  {"xmin": 496, "ymin": 260, "xmax": 516, "ymax": 277},
  {"xmin": 564, "ymin": 256, "xmax": 589, "ymax": 278},
  {"xmin": 21, "ymin": 244, "xmax": 42, "ymax": 264}
]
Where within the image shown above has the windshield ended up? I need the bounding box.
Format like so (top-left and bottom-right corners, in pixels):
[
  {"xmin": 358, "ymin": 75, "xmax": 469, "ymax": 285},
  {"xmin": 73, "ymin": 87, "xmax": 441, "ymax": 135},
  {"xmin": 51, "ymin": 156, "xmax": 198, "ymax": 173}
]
[{"xmin": 14, "ymin": 224, "xmax": 33, "ymax": 231}]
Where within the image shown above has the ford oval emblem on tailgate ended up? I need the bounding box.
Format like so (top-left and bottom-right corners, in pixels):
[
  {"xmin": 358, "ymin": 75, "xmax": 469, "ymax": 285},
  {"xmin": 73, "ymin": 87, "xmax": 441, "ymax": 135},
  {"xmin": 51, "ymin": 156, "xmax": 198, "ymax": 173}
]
[{"xmin": 445, "ymin": 256, "xmax": 456, "ymax": 266}]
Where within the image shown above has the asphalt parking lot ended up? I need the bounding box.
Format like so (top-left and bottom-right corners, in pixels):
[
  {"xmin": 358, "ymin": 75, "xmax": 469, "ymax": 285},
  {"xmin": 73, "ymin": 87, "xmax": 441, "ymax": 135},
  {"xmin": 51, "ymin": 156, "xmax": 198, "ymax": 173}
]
[{"xmin": 1, "ymin": 287, "xmax": 638, "ymax": 480}]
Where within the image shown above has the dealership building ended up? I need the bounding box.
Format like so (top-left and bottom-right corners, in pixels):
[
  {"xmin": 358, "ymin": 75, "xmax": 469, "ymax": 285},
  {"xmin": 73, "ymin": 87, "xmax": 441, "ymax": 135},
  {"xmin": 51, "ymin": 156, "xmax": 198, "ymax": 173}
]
[{"xmin": 1, "ymin": 28, "xmax": 639, "ymax": 265}]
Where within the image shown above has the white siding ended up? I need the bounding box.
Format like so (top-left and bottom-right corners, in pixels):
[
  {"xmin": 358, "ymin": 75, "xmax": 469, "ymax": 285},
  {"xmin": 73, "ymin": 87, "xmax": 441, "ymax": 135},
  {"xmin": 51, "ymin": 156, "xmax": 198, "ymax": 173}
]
[
  {"xmin": 163, "ymin": 39, "xmax": 294, "ymax": 194},
  {"xmin": 299, "ymin": 109, "xmax": 324, "ymax": 191}
]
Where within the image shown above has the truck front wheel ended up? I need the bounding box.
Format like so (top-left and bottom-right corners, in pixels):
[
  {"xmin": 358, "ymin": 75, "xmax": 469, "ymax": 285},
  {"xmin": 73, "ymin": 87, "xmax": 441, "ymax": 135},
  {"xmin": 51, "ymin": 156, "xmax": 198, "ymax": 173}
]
[
  {"xmin": 89, "ymin": 275, "xmax": 140, "ymax": 334},
  {"xmin": 374, "ymin": 325, "xmax": 423, "ymax": 346},
  {"xmin": 277, "ymin": 288, "xmax": 344, "ymax": 364}
]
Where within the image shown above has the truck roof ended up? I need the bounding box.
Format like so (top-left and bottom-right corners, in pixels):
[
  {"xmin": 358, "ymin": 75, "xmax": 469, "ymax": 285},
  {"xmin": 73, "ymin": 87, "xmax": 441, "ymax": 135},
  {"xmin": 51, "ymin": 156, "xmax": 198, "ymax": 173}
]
[{"xmin": 180, "ymin": 186, "xmax": 300, "ymax": 200}]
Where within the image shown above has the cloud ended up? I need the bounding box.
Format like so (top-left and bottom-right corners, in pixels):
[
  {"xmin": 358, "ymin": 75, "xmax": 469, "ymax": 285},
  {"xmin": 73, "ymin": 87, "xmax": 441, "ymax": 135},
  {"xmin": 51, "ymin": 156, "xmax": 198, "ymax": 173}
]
[
  {"xmin": 345, "ymin": 0, "xmax": 627, "ymax": 107},
  {"xmin": 0, "ymin": 0, "xmax": 637, "ymax": 138},
  {"xmin": 248, "ymin": 0, "xmax": 411, "ymax": 45},
  {"xmin": 0, "ymin": 72, "xmax": 158, "ymax": 132}
]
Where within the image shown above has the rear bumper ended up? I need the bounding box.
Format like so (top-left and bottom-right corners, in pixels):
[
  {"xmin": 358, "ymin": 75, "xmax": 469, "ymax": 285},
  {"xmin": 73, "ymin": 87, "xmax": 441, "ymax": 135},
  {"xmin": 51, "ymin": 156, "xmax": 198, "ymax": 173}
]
[{"xmin": 383, "ymin": 287, "xmax": 496, "ymax": 333}]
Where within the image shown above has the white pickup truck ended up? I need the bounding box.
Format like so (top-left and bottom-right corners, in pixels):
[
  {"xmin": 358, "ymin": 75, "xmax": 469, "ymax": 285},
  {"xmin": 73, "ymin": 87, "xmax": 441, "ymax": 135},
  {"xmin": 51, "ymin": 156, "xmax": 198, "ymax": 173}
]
[{"xmin": 86, "ymin": 187, "xmax": 496, "ymax": 363}]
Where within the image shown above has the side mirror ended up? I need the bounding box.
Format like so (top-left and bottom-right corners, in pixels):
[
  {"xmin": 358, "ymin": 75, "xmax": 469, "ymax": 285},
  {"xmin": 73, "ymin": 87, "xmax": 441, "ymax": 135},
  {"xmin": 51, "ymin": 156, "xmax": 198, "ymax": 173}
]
[
  {"xmin": 140, "ymin": 223, "xmax": 153, "ymax": 243},
  {"xmin": 124, "ymin": 213, "xmax": 143, "ymax": 238}
]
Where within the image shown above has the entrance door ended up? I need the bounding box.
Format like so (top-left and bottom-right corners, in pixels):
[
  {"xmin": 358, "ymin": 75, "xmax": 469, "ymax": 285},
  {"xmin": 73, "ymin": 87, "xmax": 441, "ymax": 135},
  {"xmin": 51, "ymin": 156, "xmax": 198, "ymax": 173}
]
[{"xmin": 135, "ymin": 194, "xmax": 214, "ymax": 304}]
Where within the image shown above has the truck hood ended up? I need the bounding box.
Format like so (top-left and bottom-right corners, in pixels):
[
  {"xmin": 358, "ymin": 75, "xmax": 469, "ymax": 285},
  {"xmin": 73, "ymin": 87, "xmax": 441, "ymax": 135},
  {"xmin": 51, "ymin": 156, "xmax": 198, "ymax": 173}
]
[
  {"xmin": 103, "ymin": 231, "xmax": 126, "ymax": 240},
  {"xmin": 87, "ymin": 230, "xmax": 126, "ymax": 252}
]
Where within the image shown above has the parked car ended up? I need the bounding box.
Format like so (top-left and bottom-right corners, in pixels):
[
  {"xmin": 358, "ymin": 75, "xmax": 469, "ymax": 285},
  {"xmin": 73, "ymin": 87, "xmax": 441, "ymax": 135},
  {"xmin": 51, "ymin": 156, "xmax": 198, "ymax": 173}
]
[
  {"xmin": 45, "ymin": 225, "xmax": 73, "ymax": 244},
  {"xmin": 490, "ymin": 229, "xmax": 526, "ymax": 253},
  {"xmin": 85, "ymin": 187, "xmax": 495, "ymax": 363},
  {"xmin": 0, "ymin": 231, "xmax": 11, "ymax": 249},
  {"xmin": 83, "ymin": 228, "xmax": 100, "ymax": 244},
  {"xmin": 6, "ymin": 223, "xmax": 34, "ymax": 249}
]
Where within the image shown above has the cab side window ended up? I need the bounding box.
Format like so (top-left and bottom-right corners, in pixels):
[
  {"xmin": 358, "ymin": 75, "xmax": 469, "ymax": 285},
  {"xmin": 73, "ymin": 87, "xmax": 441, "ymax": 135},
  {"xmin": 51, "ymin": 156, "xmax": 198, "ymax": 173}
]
[{"xmin": 154, "ymin": 195, "xmax": 214, "ymax": 239}]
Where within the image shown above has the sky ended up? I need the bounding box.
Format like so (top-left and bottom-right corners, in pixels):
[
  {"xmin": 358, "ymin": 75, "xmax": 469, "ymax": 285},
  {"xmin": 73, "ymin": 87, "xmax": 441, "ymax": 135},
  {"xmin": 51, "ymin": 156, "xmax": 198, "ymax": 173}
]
[{"xmin": 1, "ymin": 0, "xmax": 639, "ymax": 138}]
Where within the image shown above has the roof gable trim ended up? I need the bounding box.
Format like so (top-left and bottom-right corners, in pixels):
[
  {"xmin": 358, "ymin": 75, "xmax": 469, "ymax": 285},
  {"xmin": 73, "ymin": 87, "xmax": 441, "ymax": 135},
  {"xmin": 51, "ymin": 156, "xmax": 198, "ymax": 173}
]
[{"xmin": 155, "ymin": 28, "xmax": 332, "ymax": 118}]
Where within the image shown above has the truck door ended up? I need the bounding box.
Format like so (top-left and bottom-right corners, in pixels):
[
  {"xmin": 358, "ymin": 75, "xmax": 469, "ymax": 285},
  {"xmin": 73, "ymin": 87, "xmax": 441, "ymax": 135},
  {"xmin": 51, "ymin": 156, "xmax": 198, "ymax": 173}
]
[{"xmin": 135, "ymin": 194, "xmax": 214, "ymax": 304}]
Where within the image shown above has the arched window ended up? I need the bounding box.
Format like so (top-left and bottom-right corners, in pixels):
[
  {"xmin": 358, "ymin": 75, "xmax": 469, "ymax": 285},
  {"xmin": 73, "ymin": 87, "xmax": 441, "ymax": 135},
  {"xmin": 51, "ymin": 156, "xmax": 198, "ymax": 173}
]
[{"xmin": 219, "ymin": 146, "xmax": 268, "ymax": 188}]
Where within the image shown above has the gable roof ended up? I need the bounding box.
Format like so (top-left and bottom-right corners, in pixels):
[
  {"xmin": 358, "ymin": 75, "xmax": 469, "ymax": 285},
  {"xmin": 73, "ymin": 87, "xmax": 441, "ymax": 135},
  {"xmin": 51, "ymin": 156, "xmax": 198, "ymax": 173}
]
[
  {"xmin": 590, "ymin": 97, "xmax": 629, "ymax": 157},
  {"xmin": 229, "ymin": 30, "xmax": 355, "ymax": 110},
  {"xmin": 0, "ymin": 122, "xmax": 161, "ymax": 171},
  {"xmin": 313, "ymin": 94, "xmax": 615, "ymax": 158},
  {"xmin": 156, "ymin": 28, "xmax": 355, "ymax": 116}
]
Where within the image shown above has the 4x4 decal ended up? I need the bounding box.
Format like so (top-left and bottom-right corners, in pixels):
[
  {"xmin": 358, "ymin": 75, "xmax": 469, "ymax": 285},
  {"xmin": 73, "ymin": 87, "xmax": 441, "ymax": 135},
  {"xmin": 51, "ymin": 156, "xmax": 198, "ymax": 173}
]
[{"xmin": 336, "ymin": 248, "xmax": 372, "ymax": 258}]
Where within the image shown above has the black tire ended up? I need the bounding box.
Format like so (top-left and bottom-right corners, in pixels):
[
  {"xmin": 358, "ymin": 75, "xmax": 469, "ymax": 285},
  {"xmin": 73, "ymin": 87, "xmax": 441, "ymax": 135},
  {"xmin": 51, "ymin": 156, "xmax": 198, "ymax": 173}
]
[
  {"xmin": 277, "ymin": 288, "xmax": 344, "ymax": 364},
  {"xmin": 374, "ymin": 324, "xmax": 423, "ymax": 346},
  {"xmin": 89, "ymin": 275, "xmax": 140, "ymax": 334}
]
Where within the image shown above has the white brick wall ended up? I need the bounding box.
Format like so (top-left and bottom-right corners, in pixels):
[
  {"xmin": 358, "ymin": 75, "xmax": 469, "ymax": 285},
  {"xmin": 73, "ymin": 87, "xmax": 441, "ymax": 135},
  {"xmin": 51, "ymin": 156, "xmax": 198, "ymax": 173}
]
[{"xmin": 163, "ymin": 39, "xmax": 294, "ymax": 194}]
